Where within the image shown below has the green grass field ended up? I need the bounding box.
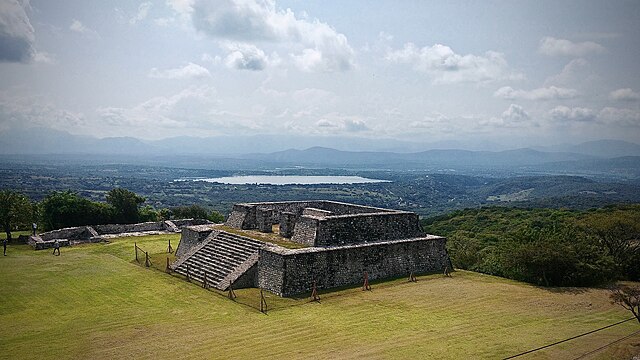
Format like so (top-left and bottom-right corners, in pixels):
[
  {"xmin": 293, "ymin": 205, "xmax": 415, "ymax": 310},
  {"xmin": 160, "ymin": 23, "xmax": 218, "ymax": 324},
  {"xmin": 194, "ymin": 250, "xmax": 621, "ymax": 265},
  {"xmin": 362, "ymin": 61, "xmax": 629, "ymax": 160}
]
[{"xmin": 1, "ymin": 234, "xmax": 639, "ymax": 359}]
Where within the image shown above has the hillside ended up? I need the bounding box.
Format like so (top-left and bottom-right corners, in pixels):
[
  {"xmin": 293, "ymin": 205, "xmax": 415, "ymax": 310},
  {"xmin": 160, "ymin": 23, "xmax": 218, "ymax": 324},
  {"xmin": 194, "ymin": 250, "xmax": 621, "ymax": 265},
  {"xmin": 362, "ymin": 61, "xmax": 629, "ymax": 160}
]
[{"xmin": 0, "ymin": 234, "xmax": 637, "ymax": 359}]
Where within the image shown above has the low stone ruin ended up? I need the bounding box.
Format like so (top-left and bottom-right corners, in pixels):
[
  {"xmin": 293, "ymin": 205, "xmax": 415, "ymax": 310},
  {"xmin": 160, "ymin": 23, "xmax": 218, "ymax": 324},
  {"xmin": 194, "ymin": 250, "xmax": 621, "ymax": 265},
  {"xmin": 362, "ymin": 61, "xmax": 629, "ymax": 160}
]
[{"xmin": 28, "ymin": 219, "xmax": 212, "ymax": 250}]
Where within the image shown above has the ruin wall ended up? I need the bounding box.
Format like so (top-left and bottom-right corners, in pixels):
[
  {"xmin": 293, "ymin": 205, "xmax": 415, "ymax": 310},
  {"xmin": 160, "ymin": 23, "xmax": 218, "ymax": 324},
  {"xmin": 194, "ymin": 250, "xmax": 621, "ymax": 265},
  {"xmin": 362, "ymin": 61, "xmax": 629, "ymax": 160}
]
[{"xmin": 258, "ymin": 236, "xmax": 449, "ymax": 297}]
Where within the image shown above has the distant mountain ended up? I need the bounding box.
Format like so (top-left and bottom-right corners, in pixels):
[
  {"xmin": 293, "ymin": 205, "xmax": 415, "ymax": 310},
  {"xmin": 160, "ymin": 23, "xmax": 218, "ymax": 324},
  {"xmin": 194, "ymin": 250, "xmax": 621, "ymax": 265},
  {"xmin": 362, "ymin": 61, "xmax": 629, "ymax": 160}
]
[
  {"xmin": 536, "ymin": 139, "xmax": 640, "ymax": 158},
  {"xmin": 242, "ymin": 146, "xmax": 594, "ymax": 168},
  {"xmin": 0, "ymin": 127, "xmax": 158, "ymax": 155}
]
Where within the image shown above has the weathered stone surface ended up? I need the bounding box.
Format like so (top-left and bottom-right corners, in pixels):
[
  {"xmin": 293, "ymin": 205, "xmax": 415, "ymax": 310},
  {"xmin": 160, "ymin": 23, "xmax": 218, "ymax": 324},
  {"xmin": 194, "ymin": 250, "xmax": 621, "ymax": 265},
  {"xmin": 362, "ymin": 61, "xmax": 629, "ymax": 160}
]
[
  {"xmin": 258, "ymin": 236, "xmax": 449, "ymax": 296},
  {"xmin": 175, "ymin": 224, "xmax": 219, "ymax": 258},
  {"xmin": 256, "ymin": 208, "xmax": 274, "ymax": 233},
  {"xmin": 279, "ymin": 212, "xmax": 296, "ymax": 238}
]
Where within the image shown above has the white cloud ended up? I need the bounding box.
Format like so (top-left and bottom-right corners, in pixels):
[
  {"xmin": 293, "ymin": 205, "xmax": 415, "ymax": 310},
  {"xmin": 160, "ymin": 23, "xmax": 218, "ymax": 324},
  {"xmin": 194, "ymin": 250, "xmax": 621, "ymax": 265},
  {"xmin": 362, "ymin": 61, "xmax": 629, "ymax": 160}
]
[
  {"xmin": 97, "ymin": 85, "xmax": 217, "ymax": 128},
  {"xmin": 0, "ymin": 92, "xmax": 85, "ymax": 130},
  {"xmin": 385, "ymin": 43, "xmax": 520, "ymax": 83},
  {"xmin": 598, "ymin": 107, "xmax": 640, "ymax": 126},
  {"xmin": 538, "ymin": 37, "xmax": 605, "ymax": 57},
  {"xmin": 33, "ymin": 51, "xmax": 54, "ymax": 64},
  {"xmin": 0, "ymin": 0, "xmax": 35, "ymax": 63},
  {"xmin": 188, "ymin": 0, "xmax": 355, "ymax": 72},
  {"xmin": 221, "ymin": 42, "xmax": 276, "ymax": 71},
  {"xmin": 148, "ymin": 62, "xmax": 210, "ymax": 79},
  {"xmin": 130, "ymin": 2, "xmax": 152, "ymax": 25},
  {"xmin": 69, "ymin": 19, "xmax": 99, "ymax": 38},
  {"xmin": 479, "ymin": 105, "xmax": 533, "ymax": 128},
  {"xmin": 315, "ymin": 116, "xmax": 369, "ymax": 133},
  {"xmin": 609, "ymin": 88, "xmax": 640, "ymax": 101},
  {"xmin": 544, "ymin": 58, "xmax": 591, "ymax": 86},
  {"xmin": 494, "ymin": 86, "xmax": 579, "ymax": 101},
  {"xmin": 549, "ymin": 106, "xmax": 596, "ymax": 122}
]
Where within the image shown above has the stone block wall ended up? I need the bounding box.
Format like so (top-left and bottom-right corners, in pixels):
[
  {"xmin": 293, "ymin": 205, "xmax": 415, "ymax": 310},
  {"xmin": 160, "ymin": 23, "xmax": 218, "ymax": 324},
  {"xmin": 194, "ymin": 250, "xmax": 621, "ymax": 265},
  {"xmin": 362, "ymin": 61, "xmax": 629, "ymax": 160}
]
[
  {"xmin": 302, "ymin": 208, "xmax": 333, "ymax": 218},
  {"xmin": 175, "ymin": 225, "xmax": 219, "ymax": 258},
  {"xmin": 279, "ymin": 212, "xmax": 296, "ymax": 238},
  {"xmin": 258, "ymin": 236, "xmax": 449, "ymax": 297},
  {"xmin": 93, "ymin": 222, "xmax": 165, "ymax": 235},
  {"xmin": 314, "ymin": 212, "xmax": 422, "ymax": 247},
  {"xmin": 39, "ymin": 226, "xmax": 97, "ymax": 241},
  {"xmin": 290, "ymin": 216, "xmax": 318, "ymax": 246}
]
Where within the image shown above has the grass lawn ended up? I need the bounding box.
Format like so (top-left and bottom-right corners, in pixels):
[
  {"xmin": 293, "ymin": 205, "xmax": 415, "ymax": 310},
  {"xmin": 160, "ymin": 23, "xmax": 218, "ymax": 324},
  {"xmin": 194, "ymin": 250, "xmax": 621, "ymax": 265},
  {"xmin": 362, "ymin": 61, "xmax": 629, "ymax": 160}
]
[{"xmin": 1, "ymin": 234, "xmax": 639, "ymax": 359}]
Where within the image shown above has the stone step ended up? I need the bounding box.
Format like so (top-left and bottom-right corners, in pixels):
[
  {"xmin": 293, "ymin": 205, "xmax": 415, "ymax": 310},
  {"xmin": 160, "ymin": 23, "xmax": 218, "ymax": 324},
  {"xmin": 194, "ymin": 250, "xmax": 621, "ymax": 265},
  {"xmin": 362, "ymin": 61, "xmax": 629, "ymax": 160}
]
[
  {"xmin": 187, "ymin": 254, "xmax": 235, "ymax": 275},
  {"xmin": 199, "ymin": 249, "xmax": 248, "ymax": 267},
  {"xmin": 211, "ymin": 240, "xmax": 259, "ymax": 257},
  {"xmin": 216, "ymin": 233, "xmax": 263, "ymax": 249},
  {"xmin": 176, "ymin": 263, "xmax": 225, "ymax": 282},
  {"xmin": 201, "ymin": 244, "xmax": 252, "ymax": 262}
]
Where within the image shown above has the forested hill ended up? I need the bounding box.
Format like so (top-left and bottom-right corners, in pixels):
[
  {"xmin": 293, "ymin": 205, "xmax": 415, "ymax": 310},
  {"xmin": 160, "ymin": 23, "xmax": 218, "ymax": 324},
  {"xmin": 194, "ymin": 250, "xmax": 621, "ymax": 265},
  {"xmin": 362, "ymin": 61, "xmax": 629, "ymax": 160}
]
[{"xmin": 422, "ymin": 205, "xmax": 640, "ymax": 287}]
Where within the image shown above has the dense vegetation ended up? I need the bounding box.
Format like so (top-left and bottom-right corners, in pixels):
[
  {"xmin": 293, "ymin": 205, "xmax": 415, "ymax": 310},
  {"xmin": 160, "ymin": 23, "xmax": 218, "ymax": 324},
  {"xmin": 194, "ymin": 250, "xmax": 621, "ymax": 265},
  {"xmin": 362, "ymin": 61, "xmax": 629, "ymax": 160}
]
[
  {"xmin": 1, "ymin": 188, "xmax": 225, "ymax": 238},
  {"xmin": 423, "ymin": 205, "xmax": 640, "ymax": 286}
]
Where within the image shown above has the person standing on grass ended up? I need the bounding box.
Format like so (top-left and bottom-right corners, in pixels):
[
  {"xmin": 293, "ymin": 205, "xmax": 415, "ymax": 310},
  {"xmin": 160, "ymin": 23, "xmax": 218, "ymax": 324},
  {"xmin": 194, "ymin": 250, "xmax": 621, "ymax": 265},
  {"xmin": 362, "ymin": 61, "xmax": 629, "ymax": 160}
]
[
  {"xmin": 3, "ymin": 238, "xmax": 6, "ymax": 256},
  {"xmin": 52, "ymin": 239, "xmax": 60, "ymax": 256},
  {"xmin": 32, "ymin": 223, "xmax": 37, "ymax": 236}
]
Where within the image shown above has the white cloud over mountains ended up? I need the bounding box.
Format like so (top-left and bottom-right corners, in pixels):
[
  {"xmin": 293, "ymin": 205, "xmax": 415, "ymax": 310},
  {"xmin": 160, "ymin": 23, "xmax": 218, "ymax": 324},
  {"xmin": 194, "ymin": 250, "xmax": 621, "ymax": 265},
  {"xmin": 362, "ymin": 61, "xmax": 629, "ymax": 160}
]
[
  {"xmin": 538, "ymin": 37, "xmax": 605, "ymax": 57},
  {"xmin": 183, "ymin": 0, "xmax": 354, "ymax": 72},
  {"xmin": 148, "ymin": 62, "xmax": 210, "ymax": 79},
  {"xmin": 0, "ymin": 0, "xmax": 35, "ymax": 63},
  {"xmin": 609, "ymin": 88, "xmax": 640, "ymax": 101},
  {"xmin": 385, "ymin": 43, "xmax": 519, "ymax": 83},
  {"xmin": 494, "ymin": 86, "xmax": 579, "ymax": 100}
]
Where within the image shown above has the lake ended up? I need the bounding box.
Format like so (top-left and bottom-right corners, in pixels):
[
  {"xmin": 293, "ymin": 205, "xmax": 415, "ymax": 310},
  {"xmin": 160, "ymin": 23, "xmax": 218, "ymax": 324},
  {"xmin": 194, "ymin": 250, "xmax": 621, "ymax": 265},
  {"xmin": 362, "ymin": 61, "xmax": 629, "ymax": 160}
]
[{"xmin": 179, "ymin": 175, "xmax": 390, "ymax": 185}]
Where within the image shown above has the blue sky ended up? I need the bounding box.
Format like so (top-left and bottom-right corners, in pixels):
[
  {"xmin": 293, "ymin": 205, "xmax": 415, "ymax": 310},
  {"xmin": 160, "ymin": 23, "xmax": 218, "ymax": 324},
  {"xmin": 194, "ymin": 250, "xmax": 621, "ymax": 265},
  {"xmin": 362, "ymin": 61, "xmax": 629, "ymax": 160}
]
[{"xmin": 1, "ymin": 0, "xmax": 639, "ymax": 149}]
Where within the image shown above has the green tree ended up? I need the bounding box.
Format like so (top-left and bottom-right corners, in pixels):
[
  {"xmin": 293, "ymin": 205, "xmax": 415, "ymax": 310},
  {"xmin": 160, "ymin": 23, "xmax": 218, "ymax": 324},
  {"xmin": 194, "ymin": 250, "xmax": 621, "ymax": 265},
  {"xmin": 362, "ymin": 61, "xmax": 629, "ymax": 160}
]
[
  {"xmin": 40, "ymin": 191, "xmax": 111, "ymax": 230},
  {"xmin": 0, "ymin": 190, "xmax": 33, "ymax": 241},
  {"xmin": 169, "ymin": 205, "xmax": 225, "ymax": 223},
  {"xmin": 106, "ymin": 188, "xmax": 145, "ymax": 224}
]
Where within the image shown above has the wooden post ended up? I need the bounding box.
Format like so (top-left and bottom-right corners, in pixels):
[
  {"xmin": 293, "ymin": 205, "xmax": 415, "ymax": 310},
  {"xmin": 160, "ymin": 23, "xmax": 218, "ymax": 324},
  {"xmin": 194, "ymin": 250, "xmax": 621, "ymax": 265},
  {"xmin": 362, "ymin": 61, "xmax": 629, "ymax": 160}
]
[
  {"xmin": 145, "ymin": 251, "xmax": 151, "ymax": 267},
  {"xmin": 165, "ymin": 257, "xmax": 171, "ymax": 273},
  {"xmin": 167, "ymin": 239, "xmax": 173, "ymax": 254},
  {"xmin": 311, "ymin": 280, "xmax": 320, "ymax": 302},
  {"xmin": 260, "ymin": 289, "xmax": 267, "ymax": 313},
  {"xmin": 203, "ymin": 271, "xmax": 209, "ymax": 289},
  {"xmin": 134, "ymin": 243, "xmax": 138, "ymax": 262},
  {"xmin": 363, "ymin": 272, "xmax": 371, "ymax": 291},
  {"xmin": 186, "ymin": 264, "xmax": 191, "ymax": 282},
  {"xmin": 228, "ymin": 284, "xmax": 237, "ymax": 300},
  {"xmin": 409, "ymin": 272, "xmax": 417, "ymax": 282}
]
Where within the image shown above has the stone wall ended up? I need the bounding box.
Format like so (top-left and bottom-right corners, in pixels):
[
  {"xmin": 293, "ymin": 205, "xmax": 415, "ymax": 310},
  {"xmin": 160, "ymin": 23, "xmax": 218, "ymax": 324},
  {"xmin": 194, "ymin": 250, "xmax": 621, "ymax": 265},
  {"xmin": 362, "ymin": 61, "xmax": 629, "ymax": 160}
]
[
  {"xmin": 93, "ymin": 222, "xmax": 165, "ymax": 235},
  {"xmin": 226, "ymin": 201, "xmax": 396, "ymax": 230},
  {"xmin": 39, "ymin": 226, "xmax": 97, "ymax": 241},
  {"xmin": 290, "ymin": 216, "xmax": 318, "ymax": 246},
  {"xmin": 258, "ymin": 236, "xmax": 449, "ymax": 297},
  {"xmin": 175, "ymin": 225, "xmax": 219, "ymax": 258},
  {"xmin": 302, "ymin": 208, "xmax": 333, "ymax": 218},
  {"xmin": 314, "ymin": 212, "xmax": 422, "ymax": 247}
]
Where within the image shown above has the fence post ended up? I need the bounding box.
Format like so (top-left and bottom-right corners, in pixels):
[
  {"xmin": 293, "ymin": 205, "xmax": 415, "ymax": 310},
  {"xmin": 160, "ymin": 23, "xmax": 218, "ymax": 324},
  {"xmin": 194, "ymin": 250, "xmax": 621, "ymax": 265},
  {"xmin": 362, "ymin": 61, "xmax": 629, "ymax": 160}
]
[
  {"xmin": 228, "ymin": 283, "xmax": 237, "ymax": 300},
  {"xmin": 363, "ymin": 272, "xmax": 371, "ymax": 291},
  {"xmin": 203, "ymin": 271, "xmax": 208, "ymax": 289},
  {"xmin": 145, "ymin": 251, "xmax": 151, "ymax": 267},
  {"xmin": 260, "ymin": 289, "xmax": 267, "ymax": 313},
  {"xmin": 134, "ymin": 243, "xmax": 138, "ymax": 262},
  {"xmin": 166, "ymin": 257, "xmax": 171, "ymax": 273},
  {"xmin": 311, "ymin": 280, "xmax": 320, "ymax": 302},
  {"xmin": 186, "ymin": 264, "xmax": 191, "ymax": 282},
  {"xmin": 167, "ymin": 239, "xmax": 173, "ymax": 254},
  {"xmin": 409, "ymin": 271, "xmax": 417, "ymax": 282}
]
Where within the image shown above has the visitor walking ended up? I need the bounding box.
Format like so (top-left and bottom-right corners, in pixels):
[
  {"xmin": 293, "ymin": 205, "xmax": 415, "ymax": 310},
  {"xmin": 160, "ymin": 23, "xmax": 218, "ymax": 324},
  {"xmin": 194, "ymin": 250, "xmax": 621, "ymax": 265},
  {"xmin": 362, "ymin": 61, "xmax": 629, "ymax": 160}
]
[
  {"xmin": 32, "ymin": 223, "xmax": 37, "ymax": 236},
  {"xmin": 3, "ymin": 238, "xmax": 7, "ymax": 256},
  {"xmin": 52, "ymin": 239, "xmax": 60, "ymax": 256}
]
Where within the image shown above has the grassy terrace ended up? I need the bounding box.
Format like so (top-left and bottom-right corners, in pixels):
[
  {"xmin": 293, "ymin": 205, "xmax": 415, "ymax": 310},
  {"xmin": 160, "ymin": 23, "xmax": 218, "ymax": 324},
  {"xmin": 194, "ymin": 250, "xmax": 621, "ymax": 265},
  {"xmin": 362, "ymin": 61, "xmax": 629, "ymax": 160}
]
[
  {"xmin": 217, "ymin": 224, "xmax": 308, "ymax": 249},
  {"xmin": 1, "ymin": 234, "xmax": 639, "ymax": 359}
]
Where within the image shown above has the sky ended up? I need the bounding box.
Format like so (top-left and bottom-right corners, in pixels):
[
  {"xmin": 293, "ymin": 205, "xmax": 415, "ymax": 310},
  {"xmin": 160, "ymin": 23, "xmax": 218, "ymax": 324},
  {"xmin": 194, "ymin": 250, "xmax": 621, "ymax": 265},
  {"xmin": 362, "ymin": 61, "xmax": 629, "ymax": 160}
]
[{"xmin": 0, "ymin": 0, "xmax": 639, "ymax": 150}]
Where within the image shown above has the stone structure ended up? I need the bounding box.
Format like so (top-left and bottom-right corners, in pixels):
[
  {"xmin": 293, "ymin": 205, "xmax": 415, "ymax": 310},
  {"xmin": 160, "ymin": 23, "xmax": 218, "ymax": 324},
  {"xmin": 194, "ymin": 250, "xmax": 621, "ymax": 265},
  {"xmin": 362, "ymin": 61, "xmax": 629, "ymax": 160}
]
[
  {"xmin": 173, "ymin": 201, "xmax": 451, "ymax": 297},
  {"xmin": 28, "ymin": 219, "xmax": 212, "ymax": 250}
]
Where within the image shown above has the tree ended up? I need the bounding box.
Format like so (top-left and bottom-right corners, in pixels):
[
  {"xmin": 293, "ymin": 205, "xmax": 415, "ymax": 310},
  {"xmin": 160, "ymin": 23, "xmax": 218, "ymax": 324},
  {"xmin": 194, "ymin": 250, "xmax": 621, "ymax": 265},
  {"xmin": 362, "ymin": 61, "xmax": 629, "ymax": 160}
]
[
  {"xmin": 582, "ymin": 208, "xmax": 640, "ymax": 280},
  {"xmin": 0, "ymin": 190, "xmax": 33, "ymax": 241},
  {"xmin": 106, "ymin": 188, "xmax": 145, "ymax": 224},
  {"xmin": 169, "ymin": 205, "xmax": 225, "ymax": 223},
  {"xmin": 610, "ymin": 285, "xmax": 640, "ymax": 323},
  {"xmin": 40, "ymin": 191, "xmax": 111, "ymax": 230}
]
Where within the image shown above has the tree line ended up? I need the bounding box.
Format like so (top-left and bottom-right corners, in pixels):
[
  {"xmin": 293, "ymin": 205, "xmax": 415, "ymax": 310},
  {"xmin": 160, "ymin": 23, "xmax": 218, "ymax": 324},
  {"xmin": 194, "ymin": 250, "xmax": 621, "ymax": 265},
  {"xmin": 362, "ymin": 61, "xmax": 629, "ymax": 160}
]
[
  {"xmin": 0, "ymin": 189, "xmax": 224, "ymax": 241},
  {"xmin": 423, "ymin": 205, "xmax": 640, "ymax": 286}
]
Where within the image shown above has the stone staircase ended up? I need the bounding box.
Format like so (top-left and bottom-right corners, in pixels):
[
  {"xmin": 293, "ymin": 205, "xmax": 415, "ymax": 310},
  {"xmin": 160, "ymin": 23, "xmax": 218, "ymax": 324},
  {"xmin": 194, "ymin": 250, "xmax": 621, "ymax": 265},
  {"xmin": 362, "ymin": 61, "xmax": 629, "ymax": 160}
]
[{"xmin": 171, "ymin": 231, "xmax": 264, "ymax": 290}]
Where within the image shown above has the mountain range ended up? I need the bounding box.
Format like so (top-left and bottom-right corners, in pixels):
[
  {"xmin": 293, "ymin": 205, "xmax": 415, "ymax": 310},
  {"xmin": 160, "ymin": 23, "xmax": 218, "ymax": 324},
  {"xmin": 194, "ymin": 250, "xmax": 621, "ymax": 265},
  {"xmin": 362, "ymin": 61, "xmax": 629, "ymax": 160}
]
[{"xmin": 1, "ymin": 127, "xmax": 640, "ymax": 172}]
